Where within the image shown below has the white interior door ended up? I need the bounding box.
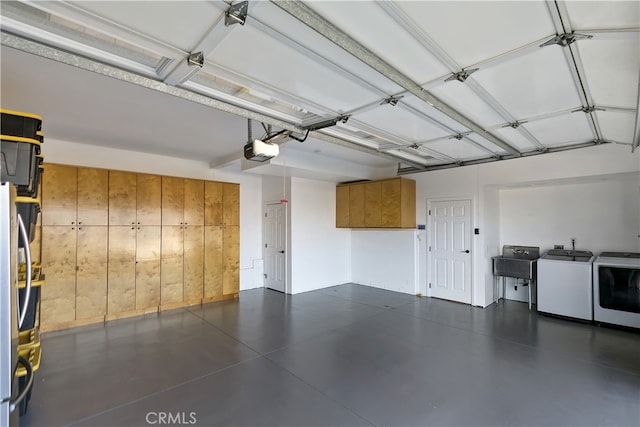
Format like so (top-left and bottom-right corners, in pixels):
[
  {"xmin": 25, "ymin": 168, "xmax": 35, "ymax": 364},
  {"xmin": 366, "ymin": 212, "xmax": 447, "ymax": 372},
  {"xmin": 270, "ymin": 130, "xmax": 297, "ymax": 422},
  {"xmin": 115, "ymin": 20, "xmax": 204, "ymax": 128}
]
[
  {"xmin": 264, "ymin": 202, "xmax": 286, "ymax": 293},
  {"xmin": 428, "ymin": 199, "xmax": 472, "ymax": 304}
]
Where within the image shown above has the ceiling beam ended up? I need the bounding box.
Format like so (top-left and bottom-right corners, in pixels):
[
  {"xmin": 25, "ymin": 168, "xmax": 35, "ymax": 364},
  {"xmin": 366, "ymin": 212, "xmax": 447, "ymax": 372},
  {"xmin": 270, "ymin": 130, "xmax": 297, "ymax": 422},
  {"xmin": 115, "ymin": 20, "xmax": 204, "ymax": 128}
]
[{"xmin": 271, "ymin": 0, "xmax": 521, "ymax": 157}]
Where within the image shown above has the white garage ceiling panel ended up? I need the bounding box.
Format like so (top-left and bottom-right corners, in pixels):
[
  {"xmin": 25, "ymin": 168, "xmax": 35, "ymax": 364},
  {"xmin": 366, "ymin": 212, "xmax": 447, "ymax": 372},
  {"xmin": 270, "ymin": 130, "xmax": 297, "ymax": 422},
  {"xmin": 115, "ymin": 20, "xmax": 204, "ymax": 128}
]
[
  {"xmin": 564, "ymin": 1, "xmax": 640, "ymax": 30},
  {"xmin": 68, "ymin": 0, "xmax": 220, "ymax": 51},
  {"xmin": 353, "ymin": 104, "xmax": 450, "ymax": 143},
  {"xmin": 305, "ymin": 0, "xmax": 451, "ymax": 84},
  {"xmin": 597, "ymin": 111, "xmax": 637, "ymax": 144},
  {"xmin": 401, "ymin": 96, "xmax": 470, "ymax": 134},
  {"xmin": 210, "ymin": 24, "xmax": 382, "ymax": 113},
  {"xmin": 394, "ymin": 1, "xmax": 555, "ymax": 68},
  {"xmin": 577, "ymin": 38, "xmax": 640, "ymax": 109},
  {"xmin": 525, "ymin": 113, "xmax": 594, "ymax": 147},
  {"xmin": 423, "ymin": 139, "xmax": 488, "ymax": 160},
  {"xmin": 471, "ymin": 47, "xmax": 582, "ymax": 119},
  {"xmin": 250, "ymin": 1, "xmax": 403, "ymax": 95},
  {"xmin": 491, "ymin": 127, "xmax": 539, "ymax": 152},
  {"xmin": 430, "ymin": 82, "xmax": 507, "ymax": 128}
]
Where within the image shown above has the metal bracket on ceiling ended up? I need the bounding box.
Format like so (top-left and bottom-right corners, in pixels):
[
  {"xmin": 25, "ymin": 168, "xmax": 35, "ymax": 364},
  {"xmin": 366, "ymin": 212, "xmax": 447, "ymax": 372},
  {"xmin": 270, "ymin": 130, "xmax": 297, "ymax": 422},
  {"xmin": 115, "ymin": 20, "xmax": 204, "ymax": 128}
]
[
  {"xmin": 572, "ymin": 105, "xmax": 605, "ymax": 114},
  {"xmin": 187, "ymin": 52, "xmax": 204, "ymax": 68},
  {"xmin": 449, "ymin": 133, "xmax": 467, "ymax": 141},
  {"xmin": 380, "ymin": 95, "xmax": 404, "ymax": 106},
  {"xmin": 225, "ymin": 1, "xmax": 248, "ymax": 27},
  {"xmin": 540, "ymin": 32, "xmax": 593, "ymax": 48},
  {"xmin": 502, "ymin": 120, "xmax": 527, "ymax": 129},
  {"xmin": 408, "ymin": 143, "xmax": 420, "ymax": 149},
  {"xmin": 445, "ymin": 68, "xmax": 479, "ymax": 83}
]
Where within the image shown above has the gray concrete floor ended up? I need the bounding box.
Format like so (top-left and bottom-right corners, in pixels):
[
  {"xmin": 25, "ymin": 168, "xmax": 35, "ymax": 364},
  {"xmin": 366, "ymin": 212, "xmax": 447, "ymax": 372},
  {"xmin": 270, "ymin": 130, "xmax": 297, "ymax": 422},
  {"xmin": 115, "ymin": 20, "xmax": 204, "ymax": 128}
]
[{"xmin": 23, "ymin": 283, "xmax": 640, "ymax": 426}]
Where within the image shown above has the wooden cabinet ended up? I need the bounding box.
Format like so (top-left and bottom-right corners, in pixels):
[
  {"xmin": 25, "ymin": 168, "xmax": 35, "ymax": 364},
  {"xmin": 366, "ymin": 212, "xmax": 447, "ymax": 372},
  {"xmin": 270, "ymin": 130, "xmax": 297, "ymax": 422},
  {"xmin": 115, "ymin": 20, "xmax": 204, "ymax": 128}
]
[
  {"xmin": 77, "ymin": 168, "xmax": 108, "ymax": 226},
  {"xmin": 107, "ymin": 226, "xmax": 136, "ymax": 314},
  {"xmin": 109, "ymin": 171, "xmax": 137, "ymax": 225},
  {"xmin": 41, "ymin": 165, "xmax": 240, "ymax": 331},
  {"xmin": 349, "ymin": 183, "xmax": 365, "ymax": 228},
  {"xmin": 137, "ymin": 174, "xmax": 161, "ymax": 225},
  {"xmin": 364, "ymin": 181, "xmax": 382, "ymax": 227},
  {"xmin": 336, "ymin": 185, "xmax": 350, "ymax": 228},
  {"xmin": 42, "ymin": 165, "xmax": 77, "ymax": 225},
  {"xmin": 75, "ymin": 226, "xmax": 108, "ymax": 320},
  {"xmin": 135, "ymin": 226, "xmax": 161, "ymax": 310},
  {"xmin": 161, "ymin": 225, "xmax": 184, "ymax": 305},
  {"xmin": 183, "ymin": 225, "xmax": 204, "ymax": 303},
  {"xmin": 161, "ymin": 176, "xmax": 184, "ymax": 226},
  {"xmin": 336, "ymin": 177, "xmax": 416, "ymax": 228},
  {"xmin": 203, "ymin": 182, "xmax": 239, "ymax": 301},
  {"xmin": 41, "ymin": 225, "xmax": 76, "ymax": 324}
]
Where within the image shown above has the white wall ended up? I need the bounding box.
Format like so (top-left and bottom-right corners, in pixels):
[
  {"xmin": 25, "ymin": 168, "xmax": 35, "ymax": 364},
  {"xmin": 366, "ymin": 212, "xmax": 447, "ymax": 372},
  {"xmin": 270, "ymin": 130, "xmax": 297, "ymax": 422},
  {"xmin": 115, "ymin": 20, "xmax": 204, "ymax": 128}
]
[
  {"xmin": 498, "ymin": 173, "xmax": 640, "ymax": 302},
  {"xmin": 43, "ymin": 138, "xmax": 264, "ymax": 291},
  {"xmin": 408, "ymin": 144, "xmax": 640, "ymax": 307},
  {"xmin": 351, "ymin": 230, "xmax": 419, "ymax": 295},
  {"xmin": 290, "ymin": 177, "xmax": 351, "ymax": 293}
]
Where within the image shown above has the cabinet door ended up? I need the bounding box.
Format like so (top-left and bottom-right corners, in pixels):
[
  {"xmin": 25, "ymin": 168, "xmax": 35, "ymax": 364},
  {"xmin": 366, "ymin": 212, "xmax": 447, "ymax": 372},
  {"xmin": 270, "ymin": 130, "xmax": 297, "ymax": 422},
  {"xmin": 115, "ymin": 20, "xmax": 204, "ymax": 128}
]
[
  {"xmin": 109, "ymin": 171, "xmax": 137, "ymax": 225},
  {"xmin": 222, "ymin": 183, "xmax": 239, "ymax": 227},
  {"xmin": 400, "ymin": 178, "xmax": 416, "ymax": 228},
  {"xmin": 136, "ymin": 225, "xmax": 161, "ymax": 310},
  {"xmin": 381, "ymin": 178, "xmax": 401, "ymax": 227},
  {"xmin": 77, "ymin": 168, "xmax": 108, "ymax": 226},
  {"xmin": 42, "ymin": 165, "xmax": 77, "ymax": 226},
  {"xmin": 107, "ymin": 226, "xmax": 136, "ymax": 314},
  {"xmin": 162, "ymin": 177, "xmax": 184, "ymax": 226},
  {"xmin": 137, "ymin": 174, "xmax": 161, "ymax": 225},
  {"xmin": 204, "ymin": 181, "xmax": 223, "ymax": 226},
  {"xmin": 184, "ymin": 179, "xmax": 204, "ymax": 226},
  {"xmin": 364, "ymin": 181, "xmax": 382, "ymax": 227},
  {"xmin": 203, "ymin": 226, "xmax": 223, "ymax": 298},
  {"xmin": 41, "ymin": 226, "xmax": 76, "ymax": 324},
  {"xmin": 349, "ymin": 183, "xmax": 365, "ymax": 228},
  {"xmin": 161, "ymin": 226, "xmax": 184, "ymax": 304},
  {"xmin": 76, "ymin": 226, "xmax": 108, "ymax": 320},
  {"xmin": 336, "ymin": 185, "xmax": 350, "ymax": 228},
  {"xmin": 222, "ymin": 225, "xmax": 239, "ymax": 295},
  {"xmin": 183, "ymin": 225, "xmax": 204, "ymax": 303}
]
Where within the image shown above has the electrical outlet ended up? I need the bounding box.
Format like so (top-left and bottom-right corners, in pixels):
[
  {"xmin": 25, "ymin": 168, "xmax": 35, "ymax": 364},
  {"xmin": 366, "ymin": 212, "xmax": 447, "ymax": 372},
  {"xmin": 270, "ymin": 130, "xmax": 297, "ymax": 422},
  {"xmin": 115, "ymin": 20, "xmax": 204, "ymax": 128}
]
[{"xmin": 554, "ymin": 244, "xmax": 564, "ymax": 249}]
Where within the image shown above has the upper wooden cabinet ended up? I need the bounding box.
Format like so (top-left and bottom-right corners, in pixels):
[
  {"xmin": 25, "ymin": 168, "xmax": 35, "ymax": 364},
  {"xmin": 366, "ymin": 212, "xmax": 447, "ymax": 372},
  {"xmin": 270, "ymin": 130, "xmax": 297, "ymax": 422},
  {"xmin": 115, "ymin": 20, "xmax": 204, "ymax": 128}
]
[
  {"xmin": 109, "ymin": 170, "xmax": 137, "ymax": 225},
  {"xmin": 336, "ymin": 177, "xmax": 416, "ymax": 229},
  {"xmin": 161, "ymin": 176, "xmax": 185, "ymax": 226},
  {"xmin": 137, "ymin": 174, "xmax": 161, "ymax": 225},
  {"xmin": 42, "ymin": 165, "xmax": 108, "ymax": 226},
  {"xmin": 204, "ymin": 181, "xmax": 238, "ymax": 227},
  {"xmin": 42, "ymin": 164, "xmax": 77, "ymax": 226},
  {"xmin": 183, "ymin": 179, "xmax": 204, "ymax": 226}
]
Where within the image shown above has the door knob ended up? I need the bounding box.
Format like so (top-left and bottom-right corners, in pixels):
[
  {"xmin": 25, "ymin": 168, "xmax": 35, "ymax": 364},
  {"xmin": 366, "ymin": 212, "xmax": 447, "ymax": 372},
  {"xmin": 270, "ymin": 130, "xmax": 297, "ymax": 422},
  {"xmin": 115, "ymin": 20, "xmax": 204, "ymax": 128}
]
[
  {"xmin": 279, "ymin": 250, "xmax": 285, "ymax": 254},
  {"xmin": 461, "ymin": 250, "xmax": 470, "ymax": 253}
]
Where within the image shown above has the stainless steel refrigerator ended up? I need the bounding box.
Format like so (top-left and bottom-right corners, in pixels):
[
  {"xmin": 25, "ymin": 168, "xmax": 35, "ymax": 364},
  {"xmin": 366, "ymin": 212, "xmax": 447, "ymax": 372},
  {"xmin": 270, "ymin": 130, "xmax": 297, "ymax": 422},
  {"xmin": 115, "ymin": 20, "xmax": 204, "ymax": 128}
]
[{"xmin": 1, "ymin": 182, "xmax": 34, "ymax": 426}]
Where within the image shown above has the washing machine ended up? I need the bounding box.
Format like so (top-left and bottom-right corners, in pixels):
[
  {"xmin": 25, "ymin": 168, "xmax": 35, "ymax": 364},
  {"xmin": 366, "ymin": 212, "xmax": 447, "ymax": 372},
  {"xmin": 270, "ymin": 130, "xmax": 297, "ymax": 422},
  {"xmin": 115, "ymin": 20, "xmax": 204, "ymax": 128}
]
[{"xmin": 593, "ymin": 252, "xmax": 640, "ymax": 329}]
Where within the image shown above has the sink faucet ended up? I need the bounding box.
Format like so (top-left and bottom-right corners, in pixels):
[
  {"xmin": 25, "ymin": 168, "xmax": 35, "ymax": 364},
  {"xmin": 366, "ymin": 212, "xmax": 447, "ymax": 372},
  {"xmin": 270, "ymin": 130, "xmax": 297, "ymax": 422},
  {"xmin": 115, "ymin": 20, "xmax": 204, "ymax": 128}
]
[{"xmin": 571, "ymin": 238, "xmax": 576, "ymax": 252}]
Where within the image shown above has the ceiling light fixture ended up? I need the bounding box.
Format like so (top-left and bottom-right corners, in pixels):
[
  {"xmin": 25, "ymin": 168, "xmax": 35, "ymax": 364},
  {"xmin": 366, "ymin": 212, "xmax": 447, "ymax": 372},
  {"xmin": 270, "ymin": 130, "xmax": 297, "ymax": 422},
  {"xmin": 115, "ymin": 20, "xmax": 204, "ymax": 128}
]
[{"xmin": 225, "ymin": 1, "xmax": 248, "ymax": 26}]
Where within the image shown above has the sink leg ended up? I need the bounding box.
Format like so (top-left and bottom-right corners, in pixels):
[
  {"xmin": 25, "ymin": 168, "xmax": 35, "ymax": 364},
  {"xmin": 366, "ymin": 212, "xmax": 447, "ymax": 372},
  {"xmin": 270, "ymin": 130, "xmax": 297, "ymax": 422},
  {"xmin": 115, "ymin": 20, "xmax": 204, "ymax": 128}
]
[
  {"xmin": 502, "ymin": 277, "xmax": 506, "ymax": 302},
  {"xmin": 528, "ymin": 280, "xmax": 532, "ymax": 311}
]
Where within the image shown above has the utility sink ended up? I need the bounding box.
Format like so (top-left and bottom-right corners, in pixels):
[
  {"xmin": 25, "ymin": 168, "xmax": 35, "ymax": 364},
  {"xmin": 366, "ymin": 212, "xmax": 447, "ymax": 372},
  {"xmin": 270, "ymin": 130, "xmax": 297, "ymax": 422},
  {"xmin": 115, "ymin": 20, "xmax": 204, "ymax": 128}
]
[
  {"xmin": 493, "ymin": 256, "xmax": 538, "ymax": 280},
  {"xmin": 492, "ymin": 245, "xmax": 540, "ymax": 280}
]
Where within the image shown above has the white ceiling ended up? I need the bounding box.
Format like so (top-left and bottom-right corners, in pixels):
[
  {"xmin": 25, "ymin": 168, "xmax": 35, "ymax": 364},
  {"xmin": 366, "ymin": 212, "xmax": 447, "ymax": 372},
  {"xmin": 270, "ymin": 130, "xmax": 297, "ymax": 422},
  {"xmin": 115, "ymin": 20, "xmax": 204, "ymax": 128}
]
[{"xmin": 1, "ymin": 0, "xmax": 638, "ymax": 180}]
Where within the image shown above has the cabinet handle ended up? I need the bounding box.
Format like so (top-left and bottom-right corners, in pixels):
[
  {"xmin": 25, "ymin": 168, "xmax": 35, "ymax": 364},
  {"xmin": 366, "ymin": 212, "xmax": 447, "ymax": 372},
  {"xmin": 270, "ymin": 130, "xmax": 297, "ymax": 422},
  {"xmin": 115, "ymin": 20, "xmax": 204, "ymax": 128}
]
[
  {"xmin": 137, "ymin": 222, "xmax": 140, "ymax": 225},
  {"xmin": 71, "ymin": 227, "xmax": 75, "ymax": 230},
  {"xmin": 78, "ymin": 221, "xmax": 82, "ymax": 225},
  {"xmin": 132, "ymin": 222, "xmax": 135, "ymax": 225},
  {"xmin": 71, "ymin": 221, "xmax": 75, "ymax": 225},
  {"xmin": 78, "ymin": 227, "xmax": 82, "ymax": 230},
  {"xmin": 131, "ymin": 227, "xmax": 135, "ymax": 230}
]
